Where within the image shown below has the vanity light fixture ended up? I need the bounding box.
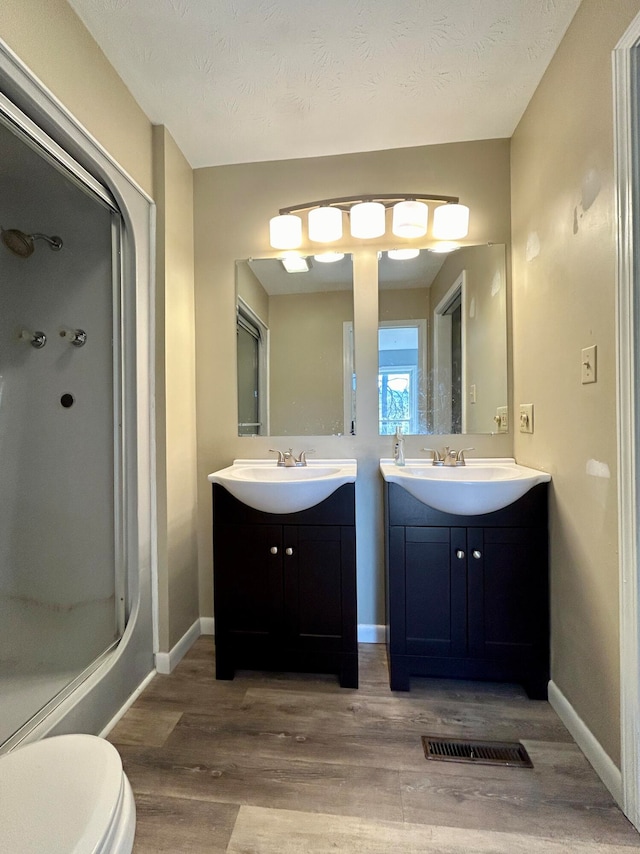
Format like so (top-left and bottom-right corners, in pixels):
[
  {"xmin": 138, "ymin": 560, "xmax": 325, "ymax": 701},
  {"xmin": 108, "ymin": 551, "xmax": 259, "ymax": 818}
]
[
  {"xmin": 270, "ymin": 214, "xmax": 303, "ymax": 249},
  {"xmin": 280, "ymin": 254, "xmax": 310, "ymax": 273},
  {"xmin": 350, "ymin": 201, "xmax": 386, "ymax": 239},
  {"xmin": 268, "ymin": 194, "xmax": 469, "ymax": 249},
  {"xmin": 388, "ymin": 248, "xmax": 420, "ymax": 260},
  {"xmin": 308, "ymin": 206, "xmax": 343, "ymax": 242},
  {"xmin": 392, "ymin": 200, "xmax": 428, "ymax": 238},
  {"xmin": 314, "ymin": 252, "xmax": 345, "ymax": 263},
  {"xmin": 432, "ymin": 203, "xmax": 469, "ymax": 240}
]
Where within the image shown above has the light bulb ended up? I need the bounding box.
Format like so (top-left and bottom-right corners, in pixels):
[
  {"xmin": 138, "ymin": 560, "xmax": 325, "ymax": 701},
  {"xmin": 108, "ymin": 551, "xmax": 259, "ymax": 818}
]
[
  {"xmin": 432, "ymin": 204, "xmax": 469, "ymax": 240},
  {"xmin": 350, "ymin": 202, "xmax": 386, "ymax": 239},
  {"xmin": 392, "ymin": 200, "xmax": 428, "ymax": 238},
  {"xmin": 269, "ymin": 214, "xmax": 302, "ymax": 249},
  {"xmin": 308, "ymin": 206, "xmax": 343, "ymax": 242}
]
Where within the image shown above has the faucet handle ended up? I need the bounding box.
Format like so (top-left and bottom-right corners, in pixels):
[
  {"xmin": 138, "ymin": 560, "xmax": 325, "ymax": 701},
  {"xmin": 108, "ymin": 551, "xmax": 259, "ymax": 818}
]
[
  {"xmin": 269, "ymin": 449, "xmax": 285, "ymax": 466},
  {"xmin": 421, "ymin": 448, "xmax": 444, "ymax": 465},
  {"xmin": 296, "ymin": 449, "xmax": 315, "ymax": 465},
  {"xmin": 456, "ymin": 448, "xmax": 475, "ymax": 465}
]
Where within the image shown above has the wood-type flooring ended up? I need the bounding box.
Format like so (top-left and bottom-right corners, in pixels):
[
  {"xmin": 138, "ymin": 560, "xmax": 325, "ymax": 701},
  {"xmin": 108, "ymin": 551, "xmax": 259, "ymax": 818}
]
[{"xmin": 108, "ymin": 638, "xmax": 640, "ymax": 852}]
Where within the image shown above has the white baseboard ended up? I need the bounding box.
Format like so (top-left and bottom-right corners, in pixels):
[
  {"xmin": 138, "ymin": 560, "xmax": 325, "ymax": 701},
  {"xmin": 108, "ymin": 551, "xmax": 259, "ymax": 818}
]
[
  {"xmin": 99, "ymin": 668, "xmax": 156, "ymax": 738},
  {"xmin": 548, "ymin": 680, "xmax": 622, "ymax": 807},
  {"xmin": 200, "ymin": 616, "xmax": 215, "ymax": 635},
  {"xmin": 155, "ymin": 617, "xmax": 202, "ymax": 675},
  {"xmin": 358, "ymin": 623, "xmax": 386, "ymax": 643}
]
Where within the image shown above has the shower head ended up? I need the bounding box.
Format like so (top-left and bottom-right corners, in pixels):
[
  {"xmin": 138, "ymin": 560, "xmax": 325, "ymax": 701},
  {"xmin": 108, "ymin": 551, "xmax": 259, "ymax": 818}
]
[{"xmin": 1, "ymin": 227, "xmax": 63, "ymax": 258}]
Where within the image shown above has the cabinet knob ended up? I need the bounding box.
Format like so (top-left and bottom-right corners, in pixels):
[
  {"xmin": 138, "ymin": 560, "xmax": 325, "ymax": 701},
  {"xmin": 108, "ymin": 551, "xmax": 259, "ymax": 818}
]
[
  {"xmin": 472, "ymin": 550, "xmax": 482, "ymax": 559},
  {"xmin": 456, "ymin": 549, "xmax": 465, "ymax": 559},
  {"xmin": 270, "ymin": 546, "xmax": 278, "ymax": 555},
  {"xmin": 285, "ymin": 547, "xmax": 294, "ymax": 556}
]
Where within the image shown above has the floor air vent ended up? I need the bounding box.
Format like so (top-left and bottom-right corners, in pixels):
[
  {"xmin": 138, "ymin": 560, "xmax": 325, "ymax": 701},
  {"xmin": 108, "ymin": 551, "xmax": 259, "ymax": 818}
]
[{"xmin": 421, "ymin": 736, "xmax": 533, "ymax": 768}]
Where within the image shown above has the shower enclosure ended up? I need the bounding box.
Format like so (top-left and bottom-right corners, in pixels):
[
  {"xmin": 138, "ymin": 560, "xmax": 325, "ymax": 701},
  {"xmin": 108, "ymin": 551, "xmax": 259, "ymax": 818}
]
[{"xmin": 0, "ymin": 105, "xmax": 127, "ymax": 747}]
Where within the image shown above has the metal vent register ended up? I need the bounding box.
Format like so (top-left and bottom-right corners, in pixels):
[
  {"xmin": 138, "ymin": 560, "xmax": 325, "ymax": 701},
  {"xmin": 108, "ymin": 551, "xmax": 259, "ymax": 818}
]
[{"xmin": 422, "ymin": 736, "xmax": 533, "ymax": 768}]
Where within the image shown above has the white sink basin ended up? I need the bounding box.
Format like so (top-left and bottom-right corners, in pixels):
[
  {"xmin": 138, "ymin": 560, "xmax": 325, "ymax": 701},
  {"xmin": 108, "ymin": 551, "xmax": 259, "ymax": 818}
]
[
  {"xmin": 208, "ymin": 459, "xmax": 357, "ymax": 514},
  {"xmin": 380, "ymin": 457, "xmax": 550, "ymax": 515}
]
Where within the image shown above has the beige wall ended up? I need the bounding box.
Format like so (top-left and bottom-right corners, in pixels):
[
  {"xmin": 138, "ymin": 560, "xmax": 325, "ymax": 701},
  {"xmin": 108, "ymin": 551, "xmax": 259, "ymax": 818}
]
[
  {"xmin": 430, "ymin": 244, "xmax": 508, "ymax": 434},
  {"xmin": 194, "ymin": 140, "xmax": 513, "ymax": 629},
  {"xmin": 270, "ymin": 290, "xmax": 352, "ymax": 436},
  {"xmin": 153, "ymin": 126, "xmax": 199, "ymax": 650},
  {"xmin": 1, "ymin": 0, "xmax": 153, "ymax": 195},
  {"xmin": 511, "ymin": 0, "xmax": 640, "ymax": 766},
  {"xmin": 237, "ymin": 262, "xmax": 270, "ymax": 324}
]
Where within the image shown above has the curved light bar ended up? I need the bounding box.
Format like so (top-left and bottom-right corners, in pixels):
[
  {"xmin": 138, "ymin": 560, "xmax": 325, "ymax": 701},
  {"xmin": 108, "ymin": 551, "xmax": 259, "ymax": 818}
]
[{"xmin": 269, "ymin": 193, "xmax": 467, "ymax": 248}]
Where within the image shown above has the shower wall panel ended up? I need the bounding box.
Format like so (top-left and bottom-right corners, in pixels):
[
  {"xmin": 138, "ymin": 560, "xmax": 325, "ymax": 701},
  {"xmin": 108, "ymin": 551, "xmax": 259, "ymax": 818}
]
[{"xmin": 0, "ymin": 119, "xmax": 119, "ymax": 742}]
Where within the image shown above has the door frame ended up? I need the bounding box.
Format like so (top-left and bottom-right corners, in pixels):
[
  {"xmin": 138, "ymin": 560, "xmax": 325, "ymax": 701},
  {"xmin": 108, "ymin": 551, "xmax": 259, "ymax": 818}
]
[
  {"xmin": 613, "ymin": 11, "xmax": 640, "ymax": 829},
  {"xmin": 433, "ymin": 271, "xmax": 467, "ymax": 433}
]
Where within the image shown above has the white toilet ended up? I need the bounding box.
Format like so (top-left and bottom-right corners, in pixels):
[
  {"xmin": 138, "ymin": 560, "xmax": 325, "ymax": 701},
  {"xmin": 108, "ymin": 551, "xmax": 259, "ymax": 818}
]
[{"xmin": 0, "ymin": 733, "xmax": 136, "ymax": 853}]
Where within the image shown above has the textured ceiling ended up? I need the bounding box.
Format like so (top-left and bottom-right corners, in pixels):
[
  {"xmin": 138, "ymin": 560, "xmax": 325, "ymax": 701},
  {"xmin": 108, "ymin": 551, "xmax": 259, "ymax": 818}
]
[{"xmin": 67, "ymin": 0, "xmax": 582, "ymax": 168}]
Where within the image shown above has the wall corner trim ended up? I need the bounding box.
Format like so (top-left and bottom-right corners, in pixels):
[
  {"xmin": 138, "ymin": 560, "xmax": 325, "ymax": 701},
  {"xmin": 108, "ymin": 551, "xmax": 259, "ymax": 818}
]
[
  {"xmin": 548, "ymin": 680, "xmax": 622, "ymax": 808},
  {"xmin": 155, "ymin": 617, "xmax": 202, "ymax": 674},
  {"xmin": 357, "ymin": 623, "xmax": 386, "ymax": 643}
]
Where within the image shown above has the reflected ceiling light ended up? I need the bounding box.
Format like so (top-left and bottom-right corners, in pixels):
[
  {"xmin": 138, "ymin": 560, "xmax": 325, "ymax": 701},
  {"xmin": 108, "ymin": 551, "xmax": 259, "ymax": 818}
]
[
  {"xmin": 350, "ymin": 201, "xmax": 386, "ymax": 239},
  {"xmin": 281, "ymin": 254, "xmax": 310, "ymax": 273},
  {"xmin": 432, "ymin": 203, "xmax": 469, "ymax": 240},
  {"xmin": 308, "ymin": 206, "xmax": 343, "ymax": 242},
  {"xmin": 269, "ymin": 214, "xmax": 302, "ymax": 249},
  {"xmin": 392, "ymin": 200, "xmax": 428, "ymax": 238},
  {"xmin": 314, "ymin": 252, "xmax": 345, "ymax": 263},
  {"xmin": 388, "ymin": 248, "xmax": 420, "ymax": 260},
  {"xmin": 429, "ymin": 241, "xmax": 460, "ymax": 254},
  {"xmin": 268, "ymin": 194, "xmax": 468, "ymax": 248}
]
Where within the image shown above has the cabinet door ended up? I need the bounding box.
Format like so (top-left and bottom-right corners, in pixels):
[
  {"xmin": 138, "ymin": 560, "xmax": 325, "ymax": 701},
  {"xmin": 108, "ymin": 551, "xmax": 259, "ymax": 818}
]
[
  {"xmin": 404, "ymin": 526, "xmax": 467, "ymax": 658},
  {"xmin": 283, "ymin": 525, "xmax": 348, "ymax": 651},
  {"xmin": 467, "ymin": 527, "xmax": 547, "ymax": 661},
  {"xmin": 214, "ymin": 524, "xmax": 284, "ymax": 642}
]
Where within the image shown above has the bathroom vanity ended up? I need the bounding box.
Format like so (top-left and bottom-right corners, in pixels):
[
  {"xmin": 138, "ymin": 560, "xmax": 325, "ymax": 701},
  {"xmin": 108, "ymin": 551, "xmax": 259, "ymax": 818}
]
[
  {"xmin": 211, "ymin": 480, "xmax": 358, "ymax": 688},
  {"xmin": 383, "ymin": 476, "xmax": 549, "ymax": 699}
]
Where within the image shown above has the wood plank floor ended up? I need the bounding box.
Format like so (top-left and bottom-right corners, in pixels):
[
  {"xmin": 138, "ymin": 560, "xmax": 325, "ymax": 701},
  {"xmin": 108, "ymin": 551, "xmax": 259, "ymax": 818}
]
[{"xmin": 108, "ymin": 638, "xmax": 640, "ymax": 852}]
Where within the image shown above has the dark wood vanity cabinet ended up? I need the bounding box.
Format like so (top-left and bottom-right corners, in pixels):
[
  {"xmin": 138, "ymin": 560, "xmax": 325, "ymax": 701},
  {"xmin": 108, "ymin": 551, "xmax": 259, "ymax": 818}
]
[
  {"xmin": 212, "ymin": 483, "xmax": 358, "ymax": 687},
  {"xmin": 385, "ymin": 482, "xmax": 549, "ymax": 698}
]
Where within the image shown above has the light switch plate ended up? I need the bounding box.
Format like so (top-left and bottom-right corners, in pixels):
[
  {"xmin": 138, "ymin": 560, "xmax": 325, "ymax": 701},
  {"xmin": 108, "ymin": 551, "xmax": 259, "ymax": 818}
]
[
  {"xmin": 519, "ymin": 403, "xmax": 534, "ymax": 434},
  {"xmin": 496, "ymin": 405, "xmax": 508, "ymax": 433},
  {"xmin": 582, "ymin": 345, "xmax": 597, "ymax": 384}
]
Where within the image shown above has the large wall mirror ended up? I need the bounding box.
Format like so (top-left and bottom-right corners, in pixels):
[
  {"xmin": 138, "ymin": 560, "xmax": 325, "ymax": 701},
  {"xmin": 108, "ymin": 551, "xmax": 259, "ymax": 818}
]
[
  {"xmin": 236, "ymin": 255, "xmax": 354, "ymax": 436},
  {"xmin": 378, "ymin": 243, "xmax": 507, "ymax": 435}
]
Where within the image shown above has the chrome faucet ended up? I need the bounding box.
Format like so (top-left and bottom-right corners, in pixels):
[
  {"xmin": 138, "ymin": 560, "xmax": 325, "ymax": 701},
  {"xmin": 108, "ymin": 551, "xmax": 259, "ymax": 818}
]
[
  {"xmin": 295, "ymin": 449, "xmax": 315, "ymax": 466},
  {"xmin": 422, "ymin": 447, "xmax": 474, "ymax": 466},
  {"xmin": 270, "ymin": 448, "xmax": 315, "ymax": 467},
  {"xmin": 422, "ymin": 448, "xmax": 445, "ymax": 466}
]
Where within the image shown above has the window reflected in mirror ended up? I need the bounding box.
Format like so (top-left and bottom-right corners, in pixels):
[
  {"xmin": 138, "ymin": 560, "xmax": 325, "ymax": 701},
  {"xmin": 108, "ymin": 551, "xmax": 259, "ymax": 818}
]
[
  {"xmin": 236, "ymin": 254, "xmax": 354, "ymax": 437},
  {"xmin": 378, "ymin": 244, "xmax": 507, "ymax": 435}
]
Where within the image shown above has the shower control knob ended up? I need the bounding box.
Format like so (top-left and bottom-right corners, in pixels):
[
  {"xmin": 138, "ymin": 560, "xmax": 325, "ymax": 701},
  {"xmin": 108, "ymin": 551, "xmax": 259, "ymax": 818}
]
[
  {"xmin": 20, "ymin": 329, "xmax": 46, "ymax": 349},
  {"xmin": 61, "ymin": 328, "xmax": 87, "ymax": 347}
]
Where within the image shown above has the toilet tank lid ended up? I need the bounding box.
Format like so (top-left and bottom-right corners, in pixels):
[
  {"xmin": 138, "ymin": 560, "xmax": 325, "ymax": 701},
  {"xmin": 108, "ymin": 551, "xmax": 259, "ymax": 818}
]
[{"xmin": 0, "ymin": 734, "xmax": 125, "ymax": 853}]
